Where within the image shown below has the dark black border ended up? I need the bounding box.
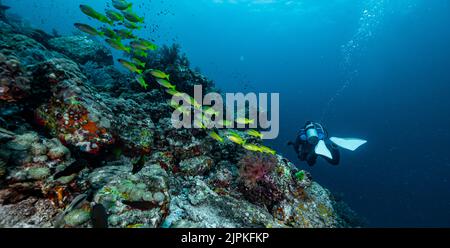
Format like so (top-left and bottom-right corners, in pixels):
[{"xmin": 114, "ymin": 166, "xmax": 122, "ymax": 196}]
[{"xmin": 1, "ymin": 228, "xmax": 449, "ymax": 247}]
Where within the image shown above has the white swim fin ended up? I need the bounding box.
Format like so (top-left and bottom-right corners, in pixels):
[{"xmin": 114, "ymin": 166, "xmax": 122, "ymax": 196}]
[
  {"xmin": 330, "ymin": 137, "xmax": 367, "ymax": 151},
  {"xmin": 315, "ymin": 140, "xmax": 333, "ymax": 159}
]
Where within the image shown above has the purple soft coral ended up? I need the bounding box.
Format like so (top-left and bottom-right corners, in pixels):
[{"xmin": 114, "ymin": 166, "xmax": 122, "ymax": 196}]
[
  {"xmin": 238, "ymin": 152, "xmax": 282, "ymax": 207},
  {"xmin": 238, "ymin": 152, "xmax": 277, "ymax": 187}
]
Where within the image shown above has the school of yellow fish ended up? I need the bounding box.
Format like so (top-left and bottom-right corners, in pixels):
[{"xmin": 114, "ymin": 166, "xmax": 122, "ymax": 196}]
[{"xmin": 77, "ymin": 0, "xmax": 277, "ymax": 155}]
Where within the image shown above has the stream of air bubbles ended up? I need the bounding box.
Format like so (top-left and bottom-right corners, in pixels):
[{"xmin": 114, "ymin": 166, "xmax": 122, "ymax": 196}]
[{"xmin": 321, "ymin": 0, "xmax": 387, "ymax": 122}]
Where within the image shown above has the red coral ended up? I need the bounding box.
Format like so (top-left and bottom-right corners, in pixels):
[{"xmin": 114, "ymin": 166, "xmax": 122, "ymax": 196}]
[
  {"xmin": 35, "ymin": 97, "xmax": 114, "ymax": 155},
  {"xmin": 237, "ymin": 152, "xmax": 282, "ymax": 207},
  {"xmin": 238, "ymin": 152, "xmax": 277, "ymax": 187}
]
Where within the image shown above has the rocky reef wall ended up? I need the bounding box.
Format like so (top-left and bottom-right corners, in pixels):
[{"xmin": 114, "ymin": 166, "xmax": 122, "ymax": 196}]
[{"xmin": 0, "ymin": 18, "xmax": 361, "ymax": 228}]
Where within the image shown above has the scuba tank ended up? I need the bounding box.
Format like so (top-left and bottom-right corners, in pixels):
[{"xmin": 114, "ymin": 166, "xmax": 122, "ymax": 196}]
[
  {"xmin": 296, "ymin": 121, "xmax": 367, "ymax": 161},
  {"xmin": 306, "ymin": 126, "xmax": 319, "ymax": 145},
  {"xmin": 300, "ymin": 122, "xmax": 326, "ymax": 145}
]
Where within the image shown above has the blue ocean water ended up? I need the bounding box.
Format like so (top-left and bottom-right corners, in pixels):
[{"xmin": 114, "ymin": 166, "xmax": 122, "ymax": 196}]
[{"xmin": 4, "ymin": 0, "xmax": 450, "ymax": 227}]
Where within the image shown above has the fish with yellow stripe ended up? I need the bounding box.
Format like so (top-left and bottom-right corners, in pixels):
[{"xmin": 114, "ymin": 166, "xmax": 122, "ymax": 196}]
[
  {"xmin": 135, "ymin": 75, "xmax": 149, "ymax": 89},
  {"xmin": 124, "ymin": 21, "xmax": 142, "ymax": 30},
  {"xmin": 259, "ymin": 145, "xmax": 277, "ymax": 155},
  {"xmin": 246, "ymin": 130, "xmax": 264, "ymax": 139},
  {"xmin": 122, "ymin": 9, "xmax": 144, "ymax": 23},
  {"xmin": 132, "ymin": 58, "xmax": 146, "ymax": 68},
  {"xmin": 74, "ymin": 23, "xmax": 103, "ymax": 36},
  {"xmin": 226, "ymin": 131, "xmax": 246, "ymax": 145},
  {"xmin": 242, "ymin": 143, "xmax": 264, "ymax": 153},
  {"xmin": 131, "ymin": 39, "xmax": 158, "ymax": 51},
  {"xmin": 79, "ymin": 5, "xmax": 112, "ymax": 25},
  {"xmin": 235, "ymin": 117, "xmax": 255, "ymax": 125},
  {"xmin": 106, "ymin": 39, "xmax": 131, "ymax": 53},
  {"xmin": 156, "ymin": 79, "xmax": 176, "ymax": 90},
  {"xmin": 112, "ymin": 0, "xmax": 132, "ymax": 11},
  {"xmin": 106, "ymin": 9, "xmax": 124, "ymax": 22},
  {"xmin": 209, "ymin": 131, "xmax": 224, "ymax": 143},
  {"xmin": 148, "ymin": 69, "xmax": 170, "ymax": 80},
  {"xmin": 217, "ymin": 119, "xmax": 233, "ymax": 128},
  {"xmin": 118, "ymin": 59, "xmax": 143, "ymax": 74}
]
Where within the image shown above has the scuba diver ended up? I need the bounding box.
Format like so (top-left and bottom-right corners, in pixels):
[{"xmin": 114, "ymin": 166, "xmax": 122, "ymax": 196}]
[{"xmin": 288, "ymin": 121, "xmax": 367, "ymax": 166}]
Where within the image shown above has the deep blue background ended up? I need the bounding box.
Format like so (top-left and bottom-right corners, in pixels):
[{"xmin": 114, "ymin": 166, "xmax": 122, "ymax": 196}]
[{"xmin": 4, "ymin": 0, "xmax": 450, "ymax": 227}]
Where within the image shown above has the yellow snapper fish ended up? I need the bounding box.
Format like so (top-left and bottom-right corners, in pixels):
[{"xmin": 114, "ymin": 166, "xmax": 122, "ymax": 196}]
[
  {"xmin": 194, "ymin": 119, "xmax": 207, "ymax": 129},
  {"xmin": 149, "ymin": 69, "xmax": 170, "ymax": 80},
  {"xmin": 118, "ymin": 59, "xmax": 143, "ymax": 74},
  {"xmin": 217, "ymin": 119, "xmax": 233, "ymax": 128},
  {"xmin": 74, "ymin": 23, "xmax": 103, "ymax": 36},
  {"xmin": 227, "ymin": 130, "xmax": 242, "ymax": 138},
  {"xmin": 112, "ymin": 0, "xmax": 132, "ymax": 11},
  {"xmin": 195, "ymin": 113, "xmax": 214, "ymax": 128},
  {"xmin": 203, "ymin": 107, "xmax": 220, "ymax": 117},
  {"xmin": 106, "ymin": 9, "xmax": 124, "ymax": 22},
  {"xmin": 168, "ymin": 100, "xmax": 191, "ymax": 115},
  {"xmin": 132, "ymin": 49, "xmax": 148, "ymax": 58},
  {"xmin": 122, "ymin": 9, "xmax": 144, "ymax": 23},
  {"xmin": 130, "ymin": 41, "xmax": 151, "ymax": 51},
  {"xmin": 135, "ymin": 75, "xmax": 149, "ymax": 89},
  {"xmin": 188, "ymin": 96, "xmax": 202, "ymax": 110},
  {"xmin": 124, "ymin": 21, "xmax": 142, "ymax": 30},
  {"xmin": 115, "ymin": 29, "xmax": 137, "ymax": 40},
  {"xmin": 178, "ymin": 95, "xmax": 200, "ymax": 111},
  {"xmin": 227, "ymin": 135, "xmax": 245, "ymax": 145},
  {"xmin": 259, "ymin": 145, "xmax": 277, "ymax": 155},
  {"xmin": 169, "ymin": 101, "xmax": 191, "ymax": 115},
  {"xmin": 130, "ymin": 39, "xmax": 158, "ymax": 51},
  {"xmin": 156, "ymin": 79, "xmax": 176, "ymax": 90},
  {"xmin": 137, "ymin": 39, "xmax": 158, "ymax": 50},
  {"xmin": 235, "ymin": 117, "xmax": 255, "ymax": 125},
  {"xmin": 247, "ymin": 130, "xmax": 264, "ymax": 139},
  {"xmin": 177, "ymin": 106, "xmax": 192, "ymax": 115},
  {"xmin": 101, "ymin": 27, "xmax": 121, "ymax": 40},
  {"xmin": 165, "ymin": 89, "xmax": 185, "ymax": 97},
  {"xmin": 132, "ymin": 58, "xmax": 146, "ymax": 68},
  {"xmin": 242, "ymin": 143, "xmax": 263, "ymax": 152},
  {"xmin": 105, "ymin": 39, "xmax": 131, "ymax": 53},
  {"xmin": 168, "ymin": 99, "xmax": 181, "ymax": 109},
  {"xmin": 209, "ymin": 131, "xmax": 224, "ymax": 143},
  {"xmin": 79, "ymin": 5, "xmax": 112, "ymax": 25}
]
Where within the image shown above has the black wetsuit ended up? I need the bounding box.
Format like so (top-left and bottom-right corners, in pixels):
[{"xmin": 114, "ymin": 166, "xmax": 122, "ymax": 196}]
[{"xmin": 290, "ymin": 123, "xmax": 340, "ymax": 166}]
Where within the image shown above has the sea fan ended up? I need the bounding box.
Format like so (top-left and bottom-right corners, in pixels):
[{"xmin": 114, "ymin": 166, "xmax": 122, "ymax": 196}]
[{"xmin": 159, "ymin": 44, "xmax": 190, "ymax": 67}]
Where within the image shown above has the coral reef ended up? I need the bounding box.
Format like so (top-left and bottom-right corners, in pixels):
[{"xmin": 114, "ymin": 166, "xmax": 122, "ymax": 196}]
[
  {"xmin": 0, "ymin": 18, "xmax": 361, "ymax": 228},
  {"xmin": 0, "ymin": 52, "xmax": 30, "ymax": 102},
  {"xmin": 48, "ymin": 35, "xmax": 113, "ymax": 66},
  {"xmin": 141, "ymin": 43, "xmax": 216, "ymax": 95},
  {"xmin": 237, "ymin": 152, "xmax": 282, "ymax": 207}
]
